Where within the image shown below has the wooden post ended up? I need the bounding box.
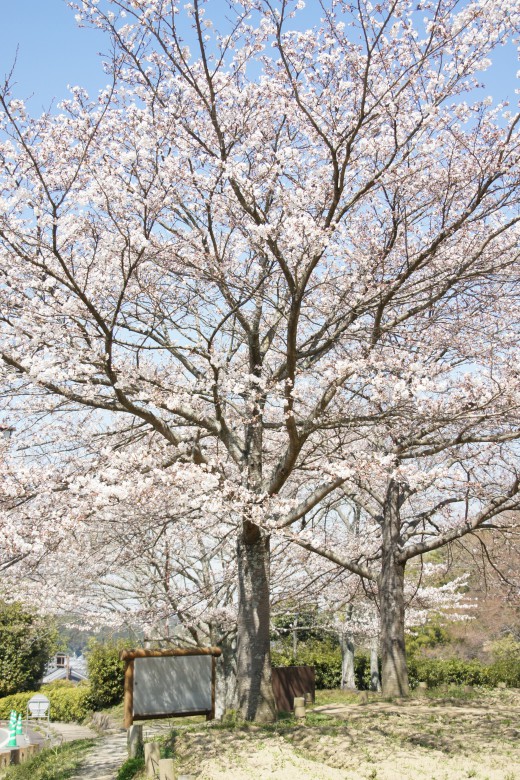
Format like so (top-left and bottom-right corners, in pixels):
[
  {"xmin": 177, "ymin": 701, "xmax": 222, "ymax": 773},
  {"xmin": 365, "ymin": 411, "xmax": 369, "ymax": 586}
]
[
  {"xmin": 124, "ymin": 659, "xmax": 135, "ymax": 729},
  {"xmin": 294, "ymin": 696, "xmax": 306, "ymax": 718},
  {"xmin": 127, "ymin": 724, "xmax": 143, "ymax": 758},
  {"xmin": 0, "ymin": 752, "xmax": 10, "ymax": 770},
  {"xmin": 158, "ymin": 758, "xmax": 175, "ymax": 780},
  {"xmin": 358, "ymin": 690, "xmax": 368, "ymax": 705},
  {"xmin": 17, "ymin": 746, "xmax": 30, "ymax": 764},
  {"xmin": 145, "ymin": 742, "xmax": 160, "ymax": 779},
  {"xmin": 207, "ymin": 655, "xmax": 216, "ymax": 721}
]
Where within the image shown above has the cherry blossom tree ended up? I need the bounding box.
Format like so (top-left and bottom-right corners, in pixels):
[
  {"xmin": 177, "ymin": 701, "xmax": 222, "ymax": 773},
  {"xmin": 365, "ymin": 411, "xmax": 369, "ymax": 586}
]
[{"xmin": 1, "ymin": 0, "xmax": 520, "ymax": 716}]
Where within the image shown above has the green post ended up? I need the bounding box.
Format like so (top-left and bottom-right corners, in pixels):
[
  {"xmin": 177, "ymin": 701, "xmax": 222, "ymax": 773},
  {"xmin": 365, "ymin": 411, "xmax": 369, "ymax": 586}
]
[{"xmin": 7, "ymin": 714, "xmax": 17, "ymax": 747}]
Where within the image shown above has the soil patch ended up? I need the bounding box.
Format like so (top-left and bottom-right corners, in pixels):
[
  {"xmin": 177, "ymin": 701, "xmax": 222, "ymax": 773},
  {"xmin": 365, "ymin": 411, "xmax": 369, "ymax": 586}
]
[{"xmin": 171, "ymin": 690, "xmax": 520, "ymax": 780}]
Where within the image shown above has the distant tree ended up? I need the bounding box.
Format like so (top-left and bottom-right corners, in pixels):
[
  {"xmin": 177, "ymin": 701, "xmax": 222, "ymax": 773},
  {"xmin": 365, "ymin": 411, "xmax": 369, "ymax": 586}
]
[{"xmin": 0, "ymin": 601, "xmax": 58, "ymax": 696}]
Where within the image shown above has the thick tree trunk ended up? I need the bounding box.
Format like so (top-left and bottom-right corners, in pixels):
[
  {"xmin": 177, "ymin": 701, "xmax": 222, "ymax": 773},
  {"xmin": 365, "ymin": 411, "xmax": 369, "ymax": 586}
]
[
  {"xmin": 379, "ymin": 480, "xmax": 409, "ymax": 697},
  {"xmin": 236, "ymin": 521, "xmax": 277, "ymax": 722},
  {"xmin": 370, "ymin": 637, "xmax": 381, "ymax": 692},
  {"xmin": 339, "ymin": 630, "xmax": 356, "ymax": 689}
]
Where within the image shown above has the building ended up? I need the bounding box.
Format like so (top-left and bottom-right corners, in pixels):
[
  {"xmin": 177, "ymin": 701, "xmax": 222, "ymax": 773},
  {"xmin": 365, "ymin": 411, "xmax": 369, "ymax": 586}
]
[{"xmin": 41, "ymin": 653, "xmax": 88, "ymax": 684}]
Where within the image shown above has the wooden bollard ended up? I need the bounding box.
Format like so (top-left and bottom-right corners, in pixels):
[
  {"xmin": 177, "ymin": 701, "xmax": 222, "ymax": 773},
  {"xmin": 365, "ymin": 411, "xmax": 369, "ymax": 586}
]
[
  {"xmin": 159, "ymin": 759, "xmax": 175, "ymax": 780},
  {"xmin": 358, "ymin": 690, "xmax": 368, "ymax": 705},
  {"xmin": 145, "ymin": 742, "xmax": 161, "ymax": 779},
  {"xmin": 17, "ymin": 745, "xmax": 31, "ymax": 764},
  {"xmin": 128, "ymin": 724, "xmax": 143, "ymax": 758},
  {"xmin": 294, "ymin": 696, "xmax": 306, "ymax": 718},
  {"xmin": 0, "ymin": 752, "xmax": 10, "ymax": 769}
]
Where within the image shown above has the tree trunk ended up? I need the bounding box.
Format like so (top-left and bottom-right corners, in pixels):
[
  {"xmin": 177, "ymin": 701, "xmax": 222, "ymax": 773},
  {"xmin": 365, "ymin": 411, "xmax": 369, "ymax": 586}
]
[
  {"xmin": 370, "ymin": 637, "xmax": 381, "ymax": 692},
  {"xmin": 215, "ymin": 634, "xmax": 238, "ymax": 718},
  {"xmin": 339, "ymin": 630, "xmax": 356, "ymax": 689},
  {"xmin": 236, "ymin": 521, "xmax": 276, "ymax": 722},
  {"xmin": 379, "ymin": 480, "xmax": 409, "ymax": 697}
]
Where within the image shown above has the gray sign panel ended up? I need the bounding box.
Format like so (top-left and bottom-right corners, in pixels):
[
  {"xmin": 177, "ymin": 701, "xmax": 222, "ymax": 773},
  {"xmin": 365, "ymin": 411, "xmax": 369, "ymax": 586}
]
[{"xmin": 133, "ymin": 654, "xmax": 212, "ymax": 716}]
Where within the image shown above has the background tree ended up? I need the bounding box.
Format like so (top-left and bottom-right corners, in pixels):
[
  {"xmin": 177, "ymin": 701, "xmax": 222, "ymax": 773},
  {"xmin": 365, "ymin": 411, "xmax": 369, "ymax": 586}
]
[{"xmin": 0, "ymin": 601, "xmax": 58, "ymax": 696}]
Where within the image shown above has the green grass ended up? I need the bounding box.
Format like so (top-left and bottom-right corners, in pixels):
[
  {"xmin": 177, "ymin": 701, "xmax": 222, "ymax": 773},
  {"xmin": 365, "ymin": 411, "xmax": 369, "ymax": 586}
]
[
  {"xmin": 314, "ymin": 688, "xmax": 371, "ymax": 706},
  {"xmin": 1, "ymin": 739, "xmax": 96, "ymax": 780},
  {"xmin": 115, "ymin": 756, "xmax": 145, "ymax": 780}
]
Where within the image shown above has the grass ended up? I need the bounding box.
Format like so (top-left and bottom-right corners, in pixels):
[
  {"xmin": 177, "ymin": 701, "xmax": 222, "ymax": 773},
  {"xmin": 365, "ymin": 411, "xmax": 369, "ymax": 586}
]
[
  {"xmin": 1, "ymin": 739, "xmax": 96, "ymax": 780},
  {"xmin": 115, "ymin": 756, "xmax": 145, "ymax": 780}
]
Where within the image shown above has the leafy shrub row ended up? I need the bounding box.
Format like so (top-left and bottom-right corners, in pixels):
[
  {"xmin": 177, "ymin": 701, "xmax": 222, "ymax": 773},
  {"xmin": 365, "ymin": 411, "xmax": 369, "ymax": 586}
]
[
  {"xmin": 272, "ymin": 644, "xmax": 376, "ymax": 690},
  {"xmin": 408, "ymin": 656, "xmax": 520, "ymax": 689},
  {"xmin": 272, "ymin": 642, "xmax": 520, "ymax": 690},
  {"xmin": 0, "ymin": 681, "xmax": 93, "ymax": 723}
]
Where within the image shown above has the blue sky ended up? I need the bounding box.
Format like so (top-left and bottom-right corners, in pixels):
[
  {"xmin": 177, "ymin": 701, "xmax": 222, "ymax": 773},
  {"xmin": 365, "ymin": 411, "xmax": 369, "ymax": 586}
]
[{"xmin": 0, "ymin": 0, "xmax": 518, "ymax": 112}]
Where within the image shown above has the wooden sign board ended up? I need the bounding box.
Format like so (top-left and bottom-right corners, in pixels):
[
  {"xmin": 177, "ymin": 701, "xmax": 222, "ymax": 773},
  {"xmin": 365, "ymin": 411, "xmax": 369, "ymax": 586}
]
[{"xmin": 120, "ymin": 647, "xmax": 221, "ymax": 728}]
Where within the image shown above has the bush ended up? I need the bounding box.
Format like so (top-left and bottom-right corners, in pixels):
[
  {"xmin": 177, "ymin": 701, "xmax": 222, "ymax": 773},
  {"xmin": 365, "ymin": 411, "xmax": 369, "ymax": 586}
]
[
  {"xmin": 272, "ymin": 640, "xmax": 376, "ymax": 690},
  {"xmin": 86, "ymin": 639, "xmax": 127, "ymax": 709},
  {"xmin": 487, "ymin": 635, "xmax": 520, "ymax": 688},
  {"xmin": 272, "ymin": 641, "xmax": 342, "ymax": 689},
  {"xmin": 0, "ymin": 601, "xmax": 58, "ymax": 697},
  {"xmin": 407, "ymin": 655, "xmax": 520, "ymax": 689},
  {"xmin": 0, "ymin": 683, "xmax": 93, "ymax": 723}
]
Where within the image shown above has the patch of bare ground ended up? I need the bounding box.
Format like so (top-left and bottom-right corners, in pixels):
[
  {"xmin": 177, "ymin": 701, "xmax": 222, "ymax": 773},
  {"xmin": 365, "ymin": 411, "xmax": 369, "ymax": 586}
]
[{"xmin": 169, "ymin": 689, "xmax": 520, "ymax": 780}]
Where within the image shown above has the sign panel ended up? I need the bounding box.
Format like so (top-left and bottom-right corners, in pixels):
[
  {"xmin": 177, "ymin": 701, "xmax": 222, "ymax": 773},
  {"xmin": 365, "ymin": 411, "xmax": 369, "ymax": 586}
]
[
  {"xmin": 120, "ymin": 647, "xmax": 221, "ymax": 726},
  {"xmin": 133, "ymin": 654, "xmax": 212, "ymax": 717}
]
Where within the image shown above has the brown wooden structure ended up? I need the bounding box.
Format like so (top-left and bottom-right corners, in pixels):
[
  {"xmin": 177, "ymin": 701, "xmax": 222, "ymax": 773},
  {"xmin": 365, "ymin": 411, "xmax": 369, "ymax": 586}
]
[
  {"xmin": 120, "ymin": 647, "xmax": 221, "ymax": 728},
  {"xmin": 272, "ymin": 665, "xmax": 315, "ymax": 713}
]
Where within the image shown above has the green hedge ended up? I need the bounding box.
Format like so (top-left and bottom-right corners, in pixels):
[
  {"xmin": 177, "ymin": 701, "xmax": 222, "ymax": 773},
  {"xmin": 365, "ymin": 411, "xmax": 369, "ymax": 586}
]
[
  {"xmin": 272, "ymin": 644, "xmax": 376, "ymax": 690},
  {"xmin": 0, "ymin": 682, "xmax": 93, "ymax": 723},
  {"xmin": 408, "ymin": 656, "xmax": 520, "ymax": 689},
  {"xmin": 273, "ymin": 642, "xmax": 520, "ymax": 691}
]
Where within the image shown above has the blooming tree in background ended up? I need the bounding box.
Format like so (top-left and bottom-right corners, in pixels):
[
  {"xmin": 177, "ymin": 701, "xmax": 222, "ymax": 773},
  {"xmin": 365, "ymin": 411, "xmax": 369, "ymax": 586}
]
[{"xmin": 1, "ymin": 0, "xmax": 520, "ymax": 716}]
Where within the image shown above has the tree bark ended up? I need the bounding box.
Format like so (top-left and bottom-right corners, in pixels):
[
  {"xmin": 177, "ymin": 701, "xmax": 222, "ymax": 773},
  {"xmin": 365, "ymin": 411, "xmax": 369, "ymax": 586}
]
[
  {"xmin": 370, "ymin": 637, "xmax": 381, "ymax": 692},
  {"xmin": 215, "ymin": 634, "xmax": 238, "ymax": 718},
  {"xmin": 339, "ymin": 630, "xmax": 356, "ymax": 689},
  {"xmin": 379, "ymin": 480, "xmax": 409, "ymax": 697},
  {"xmin": 236, "ymin": 521, "xmax": 277, "ymax": 722}
]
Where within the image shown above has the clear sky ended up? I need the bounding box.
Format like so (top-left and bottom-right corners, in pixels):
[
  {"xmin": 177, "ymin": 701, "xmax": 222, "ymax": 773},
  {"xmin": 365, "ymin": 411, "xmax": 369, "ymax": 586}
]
[
  {"xmin": 0, "ymin": 0, "xmax": 518, "ymax": 112},
  {"xmin": 0, "ymin": 0, "xmax": 107, "ymax": 110}
]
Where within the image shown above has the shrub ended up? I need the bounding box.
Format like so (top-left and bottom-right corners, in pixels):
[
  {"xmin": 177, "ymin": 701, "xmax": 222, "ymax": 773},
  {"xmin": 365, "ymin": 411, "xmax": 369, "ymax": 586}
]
[
  {"xmin": 487, "ymin": 635, "xmax": 520, "ymax": 688},
  {"xmin": 0, "ymin": 683, "xmax": 93, "ymax": 722},
  {"xmin": 86, "ymin": 639, "xmax": 127, "ymax": 709},
  {"xmin": 272, "ymin": 641, "xmax": 376, "ymax": 690},
  {"xmin": 0, "ymin": 601, "xmax": 58, "ymax": 697},
  {"xmin": 272, "ymin": 641, "xmax": 342, "ymax": 689},
  {"xmin": 407, "ymin": 655, "xmax": 520, "ymax": 689}
]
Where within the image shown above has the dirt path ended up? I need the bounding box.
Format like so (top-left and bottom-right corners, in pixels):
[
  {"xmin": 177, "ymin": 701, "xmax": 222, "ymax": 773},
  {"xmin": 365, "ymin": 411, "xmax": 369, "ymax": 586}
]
[
  {"xmin": 67, "ymin": 730, "xmax": 128, "ymax": 780},
  {"xmin": 48, "ymin": 722, "xmax": 99, "ymax": 744}
]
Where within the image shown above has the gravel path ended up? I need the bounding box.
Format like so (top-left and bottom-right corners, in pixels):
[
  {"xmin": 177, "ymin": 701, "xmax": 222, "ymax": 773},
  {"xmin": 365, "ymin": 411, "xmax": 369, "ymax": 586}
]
[{"xmin": 66, "ymin": 729, "xmax": 128, "ymax": 780}]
